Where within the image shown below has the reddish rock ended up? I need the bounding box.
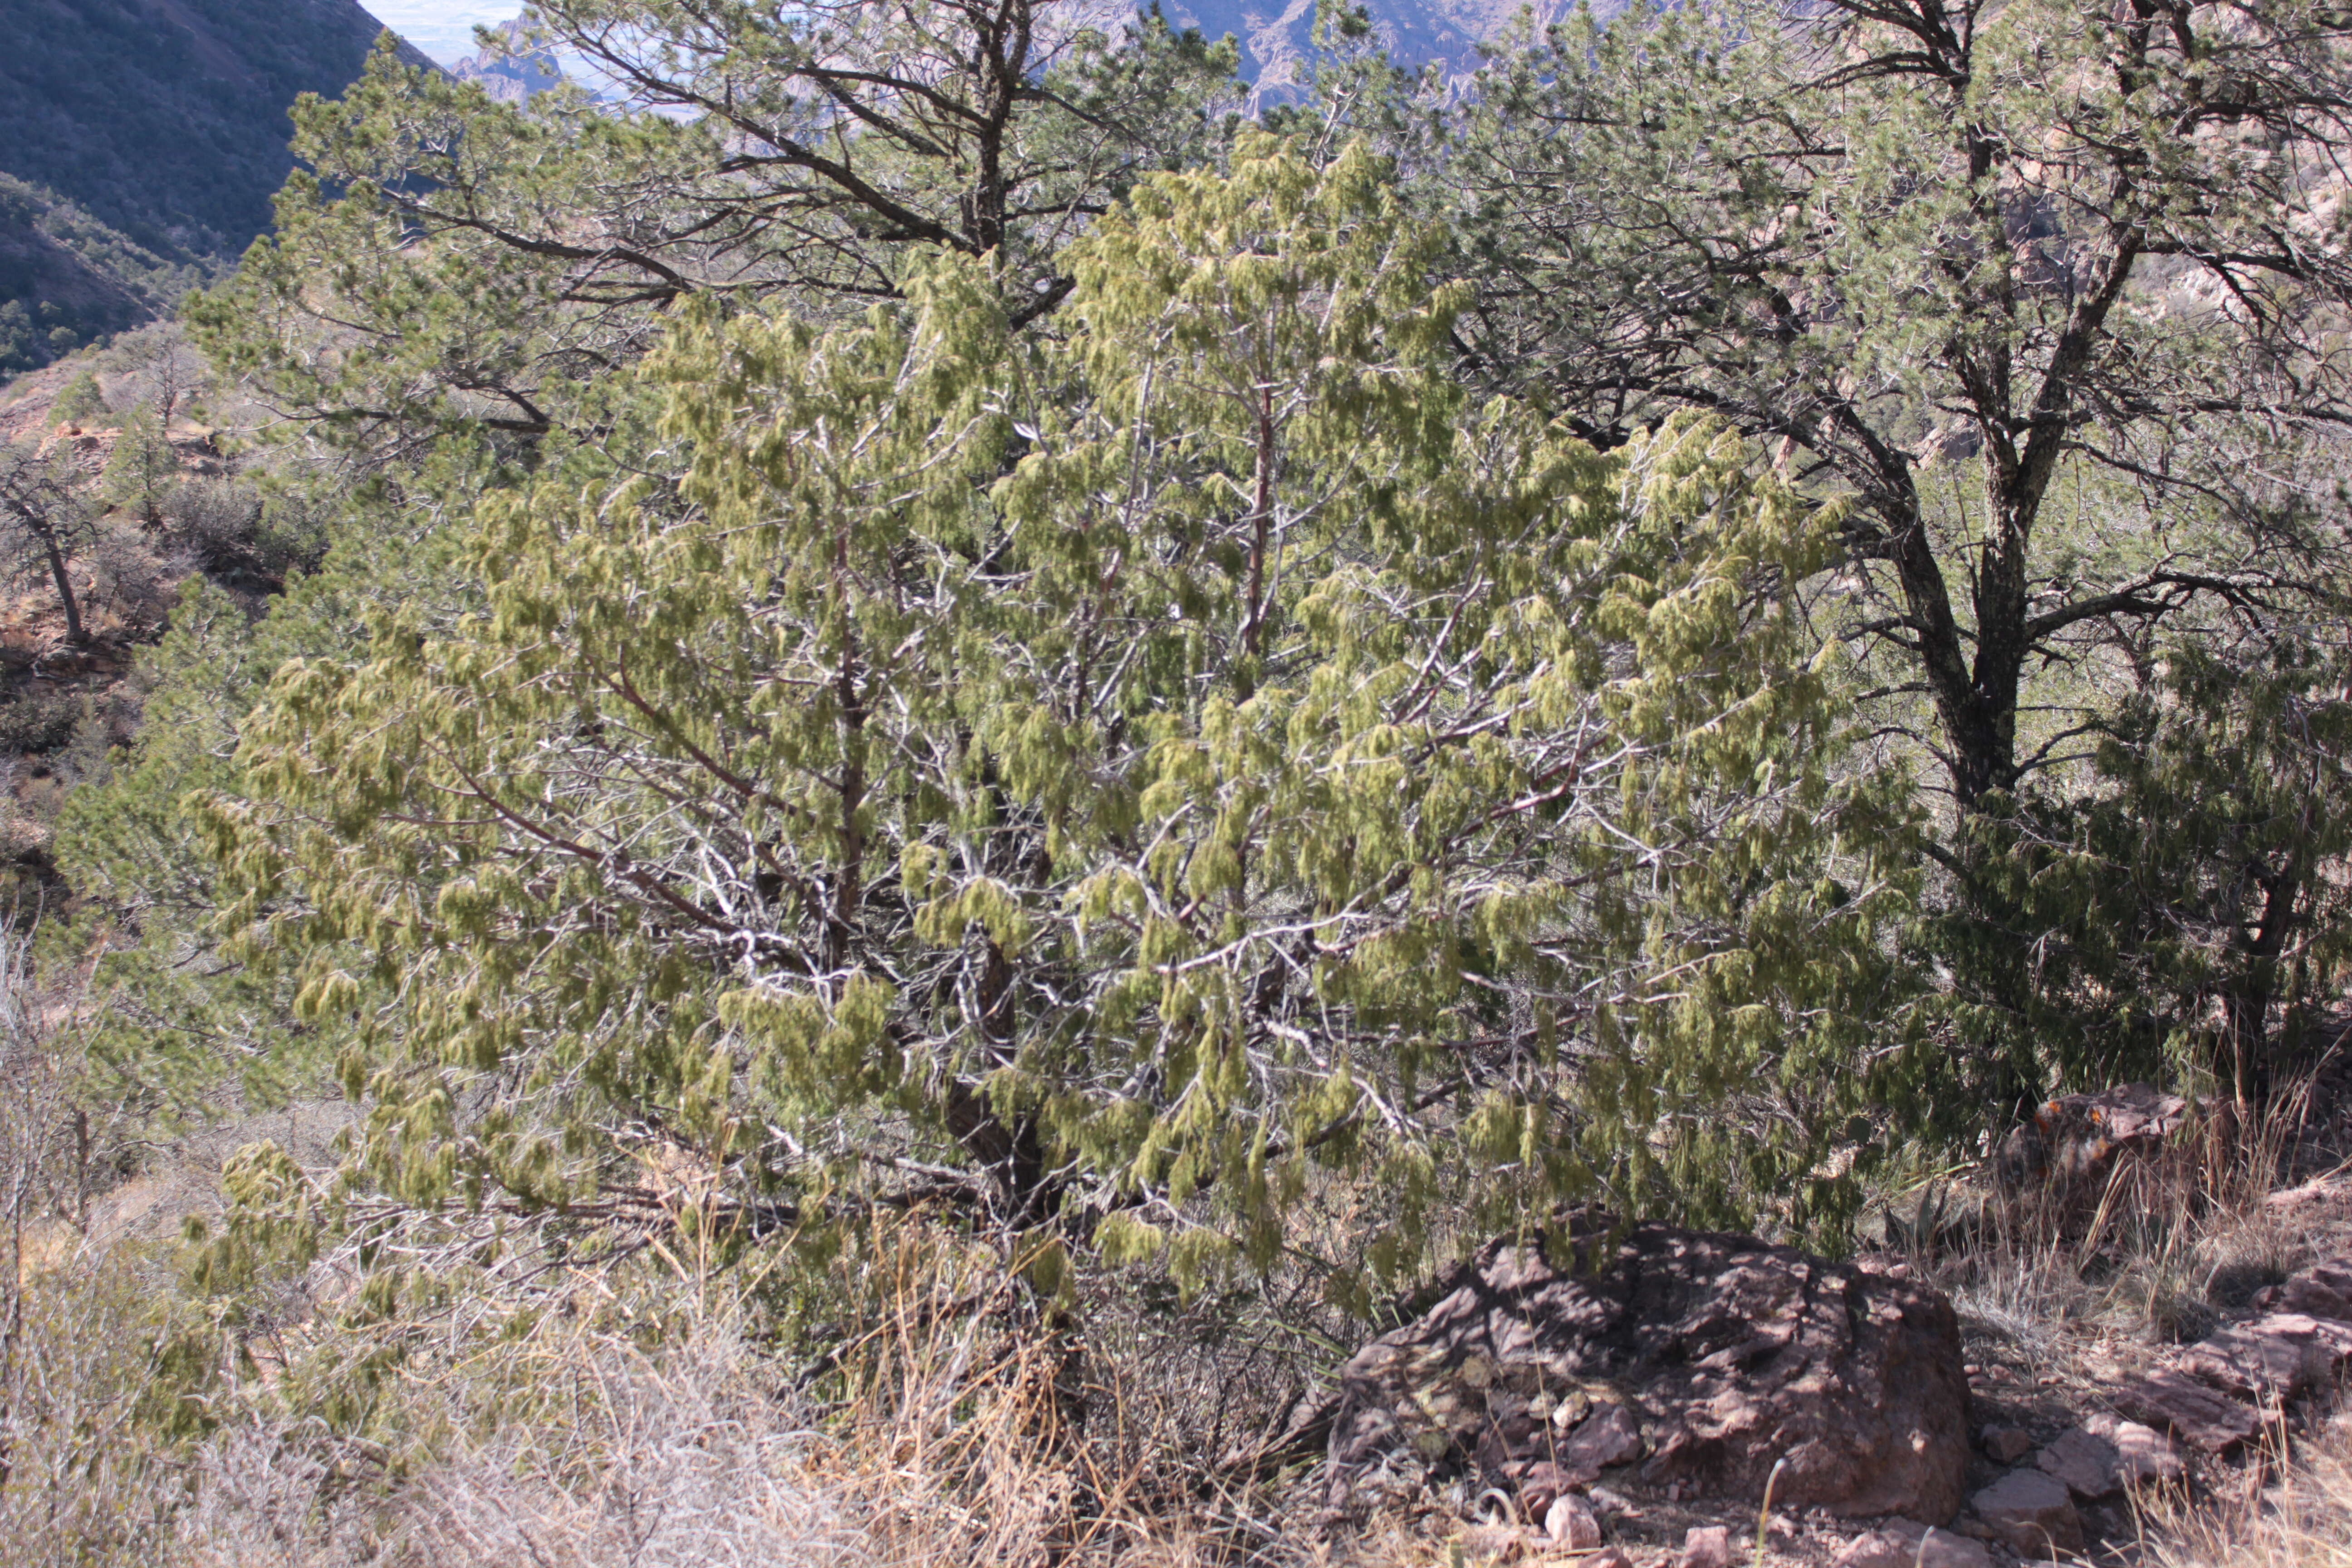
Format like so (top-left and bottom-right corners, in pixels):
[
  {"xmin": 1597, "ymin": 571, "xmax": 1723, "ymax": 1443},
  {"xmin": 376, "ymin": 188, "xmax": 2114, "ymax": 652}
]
[
  {"xmin": 2263, "ymin": 1259, "xmax": 2352, "ymax": 1321},
  {"xmin": 2081, "ymin": 1413, "xmax": 2182, "ymax": 1485},
  {"xmin": 1323, "ymin": 1222, "xmax": 1973, "ymax": 1521},
  {"xmin": 1544, "ymin": 1493, "xmax": 1601, "ymax": 1549},
  {"xmin": 1833, "ymin": 1525, "xmax": 1994, "ymax": 1568},
  {"xmin": 2036, "ymin": 1426, "xmax": 2122, "ymax": 1499},
  {"xmin": 1679, "ymin": 1524, "xmax": 1734, "ymax": 1568},
  {"xmin": 1561, "ymin": 1401, "xmax": 1643, "ymax": 1473},
  {"xmin": 2180, "ymin": 1313, "xmax": 2345, "ymax": 1401},
  {"xmin": 1981, "ymin": 1422, "xmax": 2034, "ymax": 1464},
  {"xmin": 1970, "ymin": 1468, "xmax": 2085, "ymax": 1556},
  {"xmin": 2111, "ymin": 1367, "xmax": 2260, "ymax": 1453}
]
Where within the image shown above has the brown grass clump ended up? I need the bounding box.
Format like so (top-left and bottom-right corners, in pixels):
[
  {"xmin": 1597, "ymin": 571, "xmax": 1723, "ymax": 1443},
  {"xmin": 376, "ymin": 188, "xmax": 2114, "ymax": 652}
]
[
  {"xmin": 2143, "ymin": 1413, "xmax": 2352, "ymax": 1568},
  {"xmin": 149, "ymin": 1242, "xmax": 1372, "ymax": 1568}
]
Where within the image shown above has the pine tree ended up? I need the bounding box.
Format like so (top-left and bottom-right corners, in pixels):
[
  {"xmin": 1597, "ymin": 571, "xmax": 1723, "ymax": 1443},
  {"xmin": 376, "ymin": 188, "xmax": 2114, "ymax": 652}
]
[
  {"xmin": 1449, "ymin": 0, "xmax": 2352, "ymax": 816},
  {"xmin": 189, "ymin": 6, "xmax": 1241, "ymax": 471}
]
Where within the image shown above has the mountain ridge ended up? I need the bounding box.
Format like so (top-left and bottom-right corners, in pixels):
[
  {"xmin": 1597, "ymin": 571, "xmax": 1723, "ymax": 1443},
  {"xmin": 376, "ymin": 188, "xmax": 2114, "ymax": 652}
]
[{"xmin": 0, "ymin": 0, "xmax": 427, "ymax": 373}]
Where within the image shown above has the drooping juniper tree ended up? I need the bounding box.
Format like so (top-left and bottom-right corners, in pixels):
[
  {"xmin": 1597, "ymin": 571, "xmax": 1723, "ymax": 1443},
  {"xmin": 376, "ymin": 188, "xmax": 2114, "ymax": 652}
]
[{"xmin": 197, "ymin": 139, "xmax": 1916, "ymax": 1306}]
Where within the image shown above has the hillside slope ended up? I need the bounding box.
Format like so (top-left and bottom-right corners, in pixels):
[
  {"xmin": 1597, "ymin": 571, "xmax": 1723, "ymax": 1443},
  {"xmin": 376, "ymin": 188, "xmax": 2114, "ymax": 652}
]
[
  {"xmin": 0, "ymin": 176, "xmax": 208, "ymax": 374},
  {"xmin": 0, "ymin": 0, "xmax": 429, "ymax": 372}
]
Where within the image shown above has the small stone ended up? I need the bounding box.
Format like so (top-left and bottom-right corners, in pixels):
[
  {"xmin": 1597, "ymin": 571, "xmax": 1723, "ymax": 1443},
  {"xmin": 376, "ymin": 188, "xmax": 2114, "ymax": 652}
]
[
  {"xmin": 2035, "ymin": 1426, "xmax": 2123, "ymax": 1499},
  {"xmin": 2081, "ymin": 1413, "xmax": 2183, "ymax": 1486},
  {"xmin": 1581, "ymin": 1553, "xmax": 1634, "ymax": 1568},
  {"xmin": 1971, "ymin": 1468, "xmax": 2085, "ymax": 1557},
  {"xmin": 1981, "ymin": 1422, "xmax": 2035, "ymax": 1463},
  {"xmin": 1833, "ymin": 1526, "xmax": 1995, "ymax": 1568},
  {"xmin": 1547, "ymin": 1389, "xmax": 1596, "ymax": 1430},
  {"xmin": 1679, "ymin": 1524, "xmax": 1735, "ymax": 1568},
  {"xmin": 1545, "ymin": 1493, "xmax": 1602, "ymax": 1549}
]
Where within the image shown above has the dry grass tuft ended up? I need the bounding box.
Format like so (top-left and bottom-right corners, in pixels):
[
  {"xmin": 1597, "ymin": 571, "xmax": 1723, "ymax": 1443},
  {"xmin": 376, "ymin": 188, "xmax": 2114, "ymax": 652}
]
[
  {"xmin": 2144, "ymin": 1413, "xmax": 2352, "ymax": 1568},
  {"xmin": 155, "ymin": 1255, "xmax": 1376, "ymax": 1568}
]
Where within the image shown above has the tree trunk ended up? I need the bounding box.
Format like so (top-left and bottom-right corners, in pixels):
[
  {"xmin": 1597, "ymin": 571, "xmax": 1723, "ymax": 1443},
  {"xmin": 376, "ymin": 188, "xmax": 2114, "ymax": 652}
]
[
  {"xmin": 2225, "ymin": 862, "xmax": 2300, "ymax": 1111},
  {"xmin": 39, "ymin": 531, "xmax": 82, "ymax": 644}
]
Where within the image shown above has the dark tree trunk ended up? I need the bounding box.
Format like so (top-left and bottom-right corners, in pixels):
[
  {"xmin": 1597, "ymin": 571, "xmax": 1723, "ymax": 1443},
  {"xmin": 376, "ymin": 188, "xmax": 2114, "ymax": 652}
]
[{"xmin": 39, "ymin": 531, "xmax": 82, "ymax": 645}]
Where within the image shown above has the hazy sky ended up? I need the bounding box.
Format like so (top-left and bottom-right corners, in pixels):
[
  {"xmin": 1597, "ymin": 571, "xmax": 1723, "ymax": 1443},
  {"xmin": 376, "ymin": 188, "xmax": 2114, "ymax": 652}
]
[{"xmin": 366, "ymin": 2, "xmax": 521, "ymax": 66}]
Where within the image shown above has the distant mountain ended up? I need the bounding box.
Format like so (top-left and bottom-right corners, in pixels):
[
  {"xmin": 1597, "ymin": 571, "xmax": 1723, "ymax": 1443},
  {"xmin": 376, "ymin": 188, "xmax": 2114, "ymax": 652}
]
[
  {"xmin": 1156, "ymin": 0, "xmax": 1594, "ymax": 95},
  {"xmin": 449, "ymin": 15, "xmax": 561, "ymax": 103},
  {"xmin": 0, "ymin": 0, "xmax": 429, "ymax": 373}
]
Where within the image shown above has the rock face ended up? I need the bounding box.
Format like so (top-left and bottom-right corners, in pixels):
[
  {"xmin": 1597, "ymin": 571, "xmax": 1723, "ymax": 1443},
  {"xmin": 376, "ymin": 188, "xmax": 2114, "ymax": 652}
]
[
  {"xmin": 2081, "ymin": 1414, "xmax": 2183, "ymax": 1486},
  {"xmin": 2112, "ymin": 1368, "xmax": 2262, "ymax": 1454},
  {"xmin": 451, "ymin": 18, "xmax": 564, "ymax": 104},
  {"xmin": 2035, "ymin": 1426, "xmax": 2126, "ymax": 1499},
  {"xmin": 1994, "ymin": 1083, "xmax": 2187, "ymax": 1194},
  {"xmin": 1155, "ymin": 0, "xmax": 1603, "ymax": 98},
  {"xmin": 1324, "ymin": 1222, "xmax": 1972, "ymax": 1522},
  {"xmin": 2108, "ymin": 1254, "xmax": 2352, "ymax": 1455}
]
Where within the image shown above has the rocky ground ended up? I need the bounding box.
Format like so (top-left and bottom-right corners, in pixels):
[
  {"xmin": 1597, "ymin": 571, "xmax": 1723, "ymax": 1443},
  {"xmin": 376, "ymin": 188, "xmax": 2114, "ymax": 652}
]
[{"xmin": 1246, "ymin": 1072, "xmax": 2352, "ymax": 1568}]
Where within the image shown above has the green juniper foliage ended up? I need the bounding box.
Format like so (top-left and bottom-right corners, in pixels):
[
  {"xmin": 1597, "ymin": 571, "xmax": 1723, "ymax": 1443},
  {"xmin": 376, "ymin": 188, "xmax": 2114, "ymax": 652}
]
[
  {"xmin": 192, "ymin": 137, "xmax": 1917, "ymax": 1311},
  {"xmin": 1939, "ymin": 626, "xmax": 2352, "ymax": 1111}
]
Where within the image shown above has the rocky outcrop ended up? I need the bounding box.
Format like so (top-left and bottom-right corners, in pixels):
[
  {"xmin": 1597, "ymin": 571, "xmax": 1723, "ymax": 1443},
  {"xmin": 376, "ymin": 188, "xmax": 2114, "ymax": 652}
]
[
  {"xmin": 1968, "ymin": 1468, "xmax": 2083, "ymax": 1557},
  {"xmin": 2033, "ymin": 1418, "xmax": 2180, "ymax": 1498},
  {"xmin": 1054, "ymin": 0, "xmax": 1614, "ymax": 102},
  {"xmin": 450, "ymin": 18, "xmax": 564, "ymax": 104},
  {"xmin": 1323, "ymin": 1221, "xmax": 1972, "ymax": 1524},
  {"xmin": 2102, "ymin": 1252, "xmax": 2352, "ymax": 1456}
]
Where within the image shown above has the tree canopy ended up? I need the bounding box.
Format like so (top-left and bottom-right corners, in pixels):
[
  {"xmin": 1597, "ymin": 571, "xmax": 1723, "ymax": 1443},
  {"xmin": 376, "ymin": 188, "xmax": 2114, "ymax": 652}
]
[{"xmin": 171, "ymin": 138, "xmax": 1918, "ymax": 1305}]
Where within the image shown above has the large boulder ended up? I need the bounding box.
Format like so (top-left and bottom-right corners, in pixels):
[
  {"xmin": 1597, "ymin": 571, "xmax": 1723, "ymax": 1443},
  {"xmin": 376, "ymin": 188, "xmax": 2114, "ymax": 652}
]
[
  {"xmin": 1324, "ymin": 1221, "xmax": 1972, "ymax": 1522},
  {"xmin": 1993, "ymin": 1083, "xmax": 2187, "ymax": 1194}
]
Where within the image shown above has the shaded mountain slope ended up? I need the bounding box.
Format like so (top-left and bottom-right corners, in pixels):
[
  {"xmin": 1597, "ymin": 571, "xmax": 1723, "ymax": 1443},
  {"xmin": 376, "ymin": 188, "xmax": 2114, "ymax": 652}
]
[
  {"xmin": 0, "ymin": 0, "xmax": 429, "ymax": 373},
  {"xmin": 0, "ymin": 176, "xmax": 210, "ymax": 374},
  {"xmin": 0, "ymin": 0, "xmax": 429, "ymax": 253}
]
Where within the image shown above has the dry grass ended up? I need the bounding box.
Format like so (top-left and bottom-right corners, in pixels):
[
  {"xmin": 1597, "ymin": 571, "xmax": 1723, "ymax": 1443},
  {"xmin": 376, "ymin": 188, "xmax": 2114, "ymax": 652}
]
[
  {"xmin": 2144, "ymin": 1413, "xmax": 2352, "ymax": 1568},
  {"xmin": 145, "ymin": 1239, "xmax": 1389, "ymax": 1568},
  {"xmin": 1894, "ymin": 1074, "xmax": 2345, "ymax": 1379},
  {"xmin": 22, "ymin": 883, "xmax": 2352, "ymax": 1568}
]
